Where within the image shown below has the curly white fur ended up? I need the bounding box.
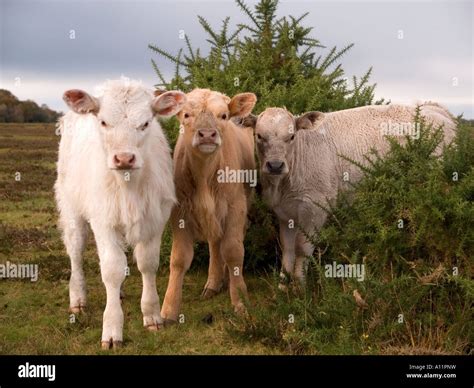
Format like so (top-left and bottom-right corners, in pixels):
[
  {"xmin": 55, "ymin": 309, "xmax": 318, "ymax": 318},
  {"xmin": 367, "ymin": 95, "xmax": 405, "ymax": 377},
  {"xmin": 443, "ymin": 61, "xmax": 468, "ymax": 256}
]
[{"xmin": 55, "ymin": 78, "xmax": 181, "ymax": 346}]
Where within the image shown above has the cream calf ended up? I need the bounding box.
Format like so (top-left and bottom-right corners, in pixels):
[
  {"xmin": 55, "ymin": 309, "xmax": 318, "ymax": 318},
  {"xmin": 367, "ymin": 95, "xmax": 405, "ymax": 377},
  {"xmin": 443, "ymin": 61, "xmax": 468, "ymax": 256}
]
[{"xmin": 55, "ymin": 79, "xmax": 184, "ymax": 348}]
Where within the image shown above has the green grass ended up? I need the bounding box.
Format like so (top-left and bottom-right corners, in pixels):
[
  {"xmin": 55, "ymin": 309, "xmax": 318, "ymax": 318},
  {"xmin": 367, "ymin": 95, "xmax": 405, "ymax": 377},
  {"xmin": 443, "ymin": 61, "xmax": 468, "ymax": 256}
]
[{"xmin": 0, "ymin": 268, "xmax": 281, "ymax": 355}]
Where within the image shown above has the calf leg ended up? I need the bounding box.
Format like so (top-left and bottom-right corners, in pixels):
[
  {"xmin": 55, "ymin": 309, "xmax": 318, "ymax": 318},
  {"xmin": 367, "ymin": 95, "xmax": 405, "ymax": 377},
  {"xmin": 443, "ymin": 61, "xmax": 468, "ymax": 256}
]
[
  {"xmin": 279, "ymin": 220, "xmax": 297, "ymax": 290},
  {"xmin": 220, "ymin": 237, "xmax": 247, "ymax": 313},
  {"xmin": 90, "ymin": 222, "xmax": 127, "ymax": 349},
  {"xmin": 202, "ymin": 239, "xmax": 225, "ymax": 299},
  {"xmin": 134, "ymin": 234, "xmax": 163, "ymax": 331},
  {"xmin": 161, "ymin": 229, "xmax": 194, "ymax": 323},
  {"xmin": 220, "ymin": 203, "xmax": 248, "ymax": 313},
  {"xmin": 294, "ymin": 232, "xmax": 314, "ymax": 287},
  {"xmin": 60, "ymin": 210, "xmax": 88, "ymax": 313},
  {"xmin": 293, "ymin": 206, "xmax": 326, "ymax": 287}
]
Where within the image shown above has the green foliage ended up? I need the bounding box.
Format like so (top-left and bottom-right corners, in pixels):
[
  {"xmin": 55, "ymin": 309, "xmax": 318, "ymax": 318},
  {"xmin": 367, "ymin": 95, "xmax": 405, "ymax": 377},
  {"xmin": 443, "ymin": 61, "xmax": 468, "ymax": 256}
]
[
  {"xmin": 0, "ymin": 89, "xmax": 60, "ymax": 123},
  {"xmin": 244, "ymin": 193, "xmax": 280, "ymax": 271},
  {"xmin": 149, "ymin": 0, "xmax": 384, "ymax": 114},
  {"xmin": 443, "ymin": 120, "xmax": 474, "ymax": 179},
  {"xmin": 158, "ymin": 117, "xmax": 180, "ymax": 151},
  {"xmin": 230, "ymin": 261, "xmax": 472, "ymax": 354},
  {"xmin": 229, "ymin": 119, "xmax": 474, "ymax": 354}
]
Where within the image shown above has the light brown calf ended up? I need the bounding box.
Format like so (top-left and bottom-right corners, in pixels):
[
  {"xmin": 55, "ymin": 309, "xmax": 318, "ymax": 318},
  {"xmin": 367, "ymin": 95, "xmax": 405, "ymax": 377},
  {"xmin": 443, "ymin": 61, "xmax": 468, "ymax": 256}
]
[{"xmin": 161, "ymin": 89, "xmax": 257, "ymax": 322}]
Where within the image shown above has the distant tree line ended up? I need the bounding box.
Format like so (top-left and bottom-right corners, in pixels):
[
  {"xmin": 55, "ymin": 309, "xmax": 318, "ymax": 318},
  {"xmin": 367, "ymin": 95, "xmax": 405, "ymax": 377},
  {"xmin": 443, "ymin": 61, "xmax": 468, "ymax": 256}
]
[{"xmin": 0, "ymin": 89, "xmax": 60, "ymax": 123}]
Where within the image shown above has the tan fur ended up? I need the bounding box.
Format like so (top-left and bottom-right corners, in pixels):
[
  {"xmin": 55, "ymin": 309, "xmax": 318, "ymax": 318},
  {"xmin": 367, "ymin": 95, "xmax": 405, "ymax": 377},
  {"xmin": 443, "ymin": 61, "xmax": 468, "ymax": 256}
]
[{"xmin": 161, "ymin": 89, "xmax": 256, "ymax": 321}]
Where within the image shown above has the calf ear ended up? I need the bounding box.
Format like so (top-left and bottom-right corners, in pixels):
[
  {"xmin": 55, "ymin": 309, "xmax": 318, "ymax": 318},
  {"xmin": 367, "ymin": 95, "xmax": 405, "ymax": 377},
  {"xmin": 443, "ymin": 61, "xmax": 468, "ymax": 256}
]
[
  {"xmin": 152, "ymin": 91, "xmax": 186, "ymax": 117},
  {"xmin": 295, "ymin": 111, "xmax": 325, "ymax": 130},
  {"xmin": 229, "ymin": 93, "xmax": 257, "ymax": 118},
  {"xmin": 63, "ymin": 89, "xmax": 99, "ymax": 114},
  {"xmin": 240, "ymin": 114, "xmax": 257, "ymax": 129}
]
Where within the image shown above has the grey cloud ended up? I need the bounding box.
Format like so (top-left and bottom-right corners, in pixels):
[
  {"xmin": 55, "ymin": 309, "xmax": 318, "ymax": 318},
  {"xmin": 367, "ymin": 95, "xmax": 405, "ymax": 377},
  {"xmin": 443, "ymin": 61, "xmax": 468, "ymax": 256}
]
[{"xmin": 0, "ymin": 0, "xmax": 471, "ymax": 117}]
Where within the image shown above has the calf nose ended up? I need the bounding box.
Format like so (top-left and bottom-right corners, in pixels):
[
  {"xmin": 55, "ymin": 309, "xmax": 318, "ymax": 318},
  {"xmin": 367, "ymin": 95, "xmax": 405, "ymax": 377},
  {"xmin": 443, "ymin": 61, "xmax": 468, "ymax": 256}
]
[
  {"xmin": 198, "ymin": 129, "xmax": 217, "ymax": 140},
  {"xmin": 113, "ymin": 152, "xmax": 136, "ymax": 169},
  {"xmin": 266, "ymin": 160, "xmax": 285, "ymax": 174}
]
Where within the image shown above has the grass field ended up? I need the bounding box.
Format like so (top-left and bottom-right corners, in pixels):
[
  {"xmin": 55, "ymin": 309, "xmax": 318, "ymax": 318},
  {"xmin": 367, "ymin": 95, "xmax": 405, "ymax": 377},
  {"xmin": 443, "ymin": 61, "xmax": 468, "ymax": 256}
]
[{"xmin": 0, "ymin": 123, "xmax": 284, "ymax": 355}]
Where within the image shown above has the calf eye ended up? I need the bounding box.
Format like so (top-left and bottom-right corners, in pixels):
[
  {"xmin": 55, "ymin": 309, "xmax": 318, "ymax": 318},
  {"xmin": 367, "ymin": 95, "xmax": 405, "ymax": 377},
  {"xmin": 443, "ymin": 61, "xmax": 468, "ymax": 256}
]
[
  {"xmin": 139, "ymin": 122, "xmax": 149, "ymax": 131},
  {"xmin": 184, "ymin": 113, "xmax": 190, "ymax": 119},
  {"xmin": 100, "ymin": 120, "xmax": 107, "ymax": 127},
  {"xmin": 221, "ymin": 113, "xmax": 227, "ymax": 120},
  {"xmin": 257, "ymin": 134, "xmax": 264, "ymax": 141},
  {"xmin": 290, "ymin": 134, "xmax": 295, "ymax": 141}
]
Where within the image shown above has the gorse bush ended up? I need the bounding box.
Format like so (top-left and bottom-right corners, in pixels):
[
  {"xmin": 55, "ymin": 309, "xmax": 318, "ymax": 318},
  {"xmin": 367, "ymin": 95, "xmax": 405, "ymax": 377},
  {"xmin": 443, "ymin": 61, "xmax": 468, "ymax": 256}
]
[
  {"xmin": 150, "ymin": 0, "xmax": 383, "ymax": 269},
  {"xmin": 229, "ymin": 117, "xmax": 474, "ymax": 354},
  {"xmin": 150, "ymin": 0, "xmax": 384, "ymax": 114}
]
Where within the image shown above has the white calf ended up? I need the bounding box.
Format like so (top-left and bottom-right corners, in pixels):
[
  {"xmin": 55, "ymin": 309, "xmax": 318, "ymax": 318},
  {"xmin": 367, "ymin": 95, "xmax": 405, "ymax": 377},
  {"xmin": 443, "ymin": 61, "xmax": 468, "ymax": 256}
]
[{"xmin": 54, "ymin": 79, "xmax": 185, "ymax": 349}]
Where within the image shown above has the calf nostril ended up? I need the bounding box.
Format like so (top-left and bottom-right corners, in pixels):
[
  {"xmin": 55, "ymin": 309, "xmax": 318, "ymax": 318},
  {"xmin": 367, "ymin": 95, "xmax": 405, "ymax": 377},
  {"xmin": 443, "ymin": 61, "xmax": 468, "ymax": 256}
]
[
  {"xmin": 114, "ymin": 153, "xmax": 135, "ymax": 168},
  {"xmin": 198, "ymin": 129, "xmax": 217, "ymax": 139},
  {"xmin": 267, "ymin": 160, "xmax": 284, "ymax": 172}
]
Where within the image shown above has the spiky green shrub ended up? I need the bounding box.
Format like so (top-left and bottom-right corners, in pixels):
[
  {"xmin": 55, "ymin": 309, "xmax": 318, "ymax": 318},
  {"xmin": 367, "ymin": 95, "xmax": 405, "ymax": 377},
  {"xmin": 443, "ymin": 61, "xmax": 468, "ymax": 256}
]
[
  {"xmin": 150, "ymin": 0, "xmax": 383, "ymax": 114},
  {"xmin": 150, "ymin": 0, "xmax": 383, "ymax": 269},
  {"xmin": 228, "ymin": 118, "xmax": 474, "ymax": 354}
]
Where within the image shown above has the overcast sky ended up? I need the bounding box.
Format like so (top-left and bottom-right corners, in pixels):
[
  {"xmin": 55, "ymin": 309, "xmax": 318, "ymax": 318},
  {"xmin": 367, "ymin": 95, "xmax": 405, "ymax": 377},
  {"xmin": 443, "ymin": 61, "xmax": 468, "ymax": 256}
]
[{"xmin": 0, "ymin": 0, "xmax": 472, "ymax": 117}]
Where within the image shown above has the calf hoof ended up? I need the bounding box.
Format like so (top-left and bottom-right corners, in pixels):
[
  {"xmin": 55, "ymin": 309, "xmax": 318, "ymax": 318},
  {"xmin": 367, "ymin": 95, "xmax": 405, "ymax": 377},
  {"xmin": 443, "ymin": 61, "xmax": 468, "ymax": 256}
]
[
  {"xmin": 143, "ymin": 315, "xmax": 164, "ymax": 332},
  {"xmin": 69, "ymin": 305, "xmax": 86, "ymax": 314},
  {"xmin": 233, "ymin": 302, "xmax": 248, "ymax": 317},
  {"xmin": 101, "ymin": 339, "xmax": 122, "ymax": 350},
  {"xmin": 277, "ymin": 283, "xmax": 289, "ymax": 292},
  {"xmin": 201, "ymin": 287, "xmax": 220, "ymax": 300},
  {"xmin": 278, "ymin": 271, "xmax": 290, "ymax": 292},
  {"xmin": 146, "ymin": 324, "xmax": 162, "ymax": 332},
  {"xmin": 163, "ymin": 318, "xmax": 178, "ymax": 328}
]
